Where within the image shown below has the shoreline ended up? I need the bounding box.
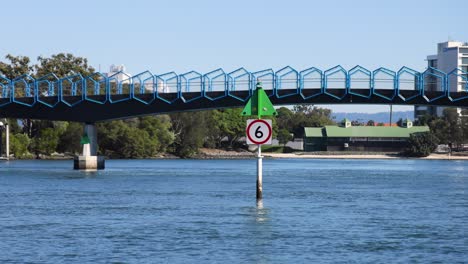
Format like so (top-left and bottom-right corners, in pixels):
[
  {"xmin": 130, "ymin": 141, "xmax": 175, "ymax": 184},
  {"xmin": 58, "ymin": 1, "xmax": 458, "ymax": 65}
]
[
  {"xmin": 263, "ymin": 153, "xmax": 468, "ymax": 160},
  {"xmin": 196, "ymin": 148, "xmax": 468, "ymax": 160},
  {"xmin": 2, "ymin": 150, "xmax": 467, "ymax": 161}
]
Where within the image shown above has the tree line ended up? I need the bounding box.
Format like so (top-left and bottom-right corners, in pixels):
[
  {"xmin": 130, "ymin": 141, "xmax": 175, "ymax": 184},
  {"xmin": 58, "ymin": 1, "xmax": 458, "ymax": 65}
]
[
  {"xmin": 406, "ymin": 108, "xmax": 468, "ymax": 156},
  {"xmin": 2, "ymin": 106, "xmax": 336, "ymax": 159}
]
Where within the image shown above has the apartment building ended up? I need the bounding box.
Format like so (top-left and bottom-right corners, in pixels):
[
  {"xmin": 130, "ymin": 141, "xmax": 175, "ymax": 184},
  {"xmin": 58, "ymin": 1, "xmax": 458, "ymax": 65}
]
[{"xmin": 415, "ymin": 41, "xmax": 468, "ymax": 119}]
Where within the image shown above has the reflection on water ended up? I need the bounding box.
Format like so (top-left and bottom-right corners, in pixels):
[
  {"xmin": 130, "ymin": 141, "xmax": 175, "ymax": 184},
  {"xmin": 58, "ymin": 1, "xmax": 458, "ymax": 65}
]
[
  {"xmin": 256, "ymin": 199, "xmax": 269, "ymax": 223},
  {"xmin": 0, "ymin": 159, "xmax": 467, "ymax": 263},
  {"xmin": 64, "ymin": 171, "xmax": 99, "ymax": 179},
  {"xmin": 256, "ymin": 199, "xmax": 264, "ymax": 209}
]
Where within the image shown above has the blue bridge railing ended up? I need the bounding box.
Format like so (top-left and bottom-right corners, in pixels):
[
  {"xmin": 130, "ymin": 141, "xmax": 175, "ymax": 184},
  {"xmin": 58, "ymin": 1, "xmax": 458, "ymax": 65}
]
[{"xmin": 0, "ymin": 65, "xmax": 467, "ymax": 108}]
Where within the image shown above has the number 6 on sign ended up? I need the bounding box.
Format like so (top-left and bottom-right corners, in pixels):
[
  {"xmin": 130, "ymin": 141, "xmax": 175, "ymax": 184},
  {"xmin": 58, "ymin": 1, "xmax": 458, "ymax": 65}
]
[{"xmin": 246, "ymin": 119, "xmax": 272, "ymax": 145}]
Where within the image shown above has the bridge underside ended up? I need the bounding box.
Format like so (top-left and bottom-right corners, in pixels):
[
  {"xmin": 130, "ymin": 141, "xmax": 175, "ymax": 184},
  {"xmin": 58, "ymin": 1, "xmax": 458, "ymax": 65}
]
[{"xmin": 0, "ymin": 89, "xmax": 467, "ymax": 122}]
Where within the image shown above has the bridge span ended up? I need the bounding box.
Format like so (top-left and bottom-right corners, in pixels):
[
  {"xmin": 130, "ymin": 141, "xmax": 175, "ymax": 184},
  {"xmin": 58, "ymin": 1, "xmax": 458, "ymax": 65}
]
[
  {"xmin": 0, "ymin": 89, "xmax": 467, "ymax": 122},
  {"xmin": 0, "ymin": 65, "xmax": 467, "ymax": 122}
]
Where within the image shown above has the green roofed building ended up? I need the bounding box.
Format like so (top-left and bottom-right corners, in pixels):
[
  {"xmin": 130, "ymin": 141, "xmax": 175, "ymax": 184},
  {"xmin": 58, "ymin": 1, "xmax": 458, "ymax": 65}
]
[{"xmin": 304, "ymin": 119, "xmax": 429, "ymax": 152}]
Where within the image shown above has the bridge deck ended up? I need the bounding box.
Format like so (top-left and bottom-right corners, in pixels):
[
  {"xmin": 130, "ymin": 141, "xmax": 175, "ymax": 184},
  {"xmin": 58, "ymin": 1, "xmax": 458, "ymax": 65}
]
[{"xmin": 0, "ymin": 89, "xmax": 467, "ymax": 122}]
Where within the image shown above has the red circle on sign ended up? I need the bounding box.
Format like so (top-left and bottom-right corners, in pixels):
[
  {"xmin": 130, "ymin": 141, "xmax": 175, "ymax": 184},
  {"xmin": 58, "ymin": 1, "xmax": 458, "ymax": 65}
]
[{"xmin": 246, "ymin": 119, "xmax": 272, "ymax": 145}]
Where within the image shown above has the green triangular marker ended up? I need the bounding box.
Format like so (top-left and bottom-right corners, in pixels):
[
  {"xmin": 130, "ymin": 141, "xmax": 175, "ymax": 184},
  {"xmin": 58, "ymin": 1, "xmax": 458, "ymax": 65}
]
[
  {"xmin": 80, "ymin": 134, "xmax": 90, "ymax": 145},
  {"xmin": 241, "ymin": 81, "xmax": 277, "ymax": 118}
]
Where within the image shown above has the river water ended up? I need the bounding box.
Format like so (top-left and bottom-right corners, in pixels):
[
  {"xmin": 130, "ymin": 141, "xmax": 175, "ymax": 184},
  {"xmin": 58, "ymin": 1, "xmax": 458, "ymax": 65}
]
[{"xmin": 0, "ymin": 159, "xmax": 467, "ymax": 263}]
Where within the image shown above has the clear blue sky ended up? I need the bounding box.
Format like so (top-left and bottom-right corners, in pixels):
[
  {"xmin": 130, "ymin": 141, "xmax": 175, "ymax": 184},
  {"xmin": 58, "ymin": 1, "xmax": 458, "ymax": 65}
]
[{"xmin": 1, "ymin": 0, "xmax": 467, "ymax": 113}]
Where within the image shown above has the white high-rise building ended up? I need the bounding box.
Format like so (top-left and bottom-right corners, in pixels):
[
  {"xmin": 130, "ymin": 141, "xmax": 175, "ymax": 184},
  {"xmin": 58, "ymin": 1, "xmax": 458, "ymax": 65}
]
[
  {"xmin": 107, "ymin": 64, "xmax": 130, "ymax": 83},
  {"xmin": 415, "ymin": 41, "xmax": 468, "ymax": 119},
  {"xmin": 104, "ymin": 65, "xmax": 171, "ymax": 93}
]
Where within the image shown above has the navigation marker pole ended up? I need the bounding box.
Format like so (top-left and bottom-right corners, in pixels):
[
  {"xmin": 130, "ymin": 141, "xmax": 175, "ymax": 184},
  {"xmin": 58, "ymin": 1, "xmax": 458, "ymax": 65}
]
[
  {"xmin": 242, "ymin": 81, "xmax": 277, "ymax": 202},
  {"xmin": 257, "ymin": 143, "xmax": 262, "ymax": 200}
]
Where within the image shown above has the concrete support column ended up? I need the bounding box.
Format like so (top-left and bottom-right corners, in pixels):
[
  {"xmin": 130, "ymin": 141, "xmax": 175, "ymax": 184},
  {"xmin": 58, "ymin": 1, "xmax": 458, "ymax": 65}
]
[
  {"xmin": 74, "ymin": 122, "xmax": 105, "ymax": 170},
  {"xmin": 84, "ymin": 123, "xmax": 98, "ymax": 156}
]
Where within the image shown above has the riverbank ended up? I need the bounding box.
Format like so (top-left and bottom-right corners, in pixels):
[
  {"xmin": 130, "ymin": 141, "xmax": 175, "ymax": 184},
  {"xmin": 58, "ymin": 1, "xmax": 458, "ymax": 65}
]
[
  {"xmin": 263, "ymin": 152, "xmax": 468, "ymax": 160},
  {"xmin": 195, "ymin": 148, "xmax": 255, "ymax": 159},
  {"xmin": 196, "ymin": 148, "xmax": 468, "ymax": 160},
  {"xmin": 193, "ymin": 148, "xmax": 468, "ymax": 160},
  {"xmin": 197, "ymin": 148, "xmax": 468, "ymax": 160},
  {"xmin": 3, "ymin": 149, "xmax": 468, "ymax": 160}
]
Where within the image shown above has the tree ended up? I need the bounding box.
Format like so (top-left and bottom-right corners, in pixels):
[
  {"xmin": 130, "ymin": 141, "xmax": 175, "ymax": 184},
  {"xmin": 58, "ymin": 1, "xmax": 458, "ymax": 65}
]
[
  {"xmin": 114, "ymin": 126, "xmax": 157, "ymax": 158},
  {"xmin": 97, "ymin": 120, "xmax": 161, "ymax": 158},
  {"xmin": 428, "ymin": 118, "xmax": 448, "ymax": 144},
  {"xmin": 21, "ymin": 119, "xmax": 48, "ymax": 138},
  {"xmin": 290, "ymin": 105, "xmax": 335, "ymax": 137},
  {"xmin": 97, "ymin": 121, "xmax": 127, "ymax": 157},
  {"xmin": 396, "ymin": 118, "xmax": 404, "ymax": 127},
  {"xmin": 461, "ymin": 109, "xmax": 468, "ymax": 145},
  {"xmin": 427, "ymin": 108, "xmax": 464, "ymax": 151},
  {"xmin": 277, "ymin": 129, "xmax": 293, "ymax": 146},
  {"xmin": 35, "ymin": 53, "xmax": 94, "ymax": 78},
  {"xmin": 211, "ymin": 109, "xmax": 246, "ymax": 148},
  {"xmin": 351, "ymin": 120, "xmax": 364, "ymax": 126},
  {"xmin": 9, "ymin": 133, "xmax": 31, "ymax": 159},
  {"xmin": 57, "ymin": 122, "xmax": 83, "ymax": 154},
  {"xmin": 441, "ymin": 108, "xmax": 463, "ymax": 150},
  {"xmin": 414, "ymin": 114, "xmax": 435, "ymax": 126},
  {"xmin": 0, "ymin": 55, "xmax": 33, "ymax": 100},
  {"xmin": 404, "ymin": 132, "xmax": 438, "ymax": 157},
  {"xmin": 367, "ymin": 120, "xmax": 375, "ymax": 126},
  {"xmin": 0, "ymin": 55, "xmax": 33, "ymax": 79},
  {"xmin": 292, "ymin": 104, "xmax": 313, "ymax": 114},
  {"xmin": 31, "ymin": 128, "xmax": 60, "ymax": 156},
  {"xmin": 138, "ymin": 115, "xmax": 175, "ymax": 153},
  {"xmin": 6, "ymin": 119, "xmax": 22, "ymax": 134},
  {"xmin": 203, "ymin": 111, "xmax": 223, "ymax": 148},
  {"xmin": 276, "ymin": 107, "xmax": 294, "ymax": 131},
  {"xmin": 377, "ymin": 122, "xmax": 385, "ymax": 126},
  {"xmin": 170, "ymin": 111, "xmax": 208, "ymax": 157}
]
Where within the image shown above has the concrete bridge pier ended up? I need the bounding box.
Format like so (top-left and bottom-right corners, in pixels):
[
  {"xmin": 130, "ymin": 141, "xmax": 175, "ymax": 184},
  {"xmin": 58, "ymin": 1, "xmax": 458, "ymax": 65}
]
[{"xmin": 73, "ymin": 123, "xmax": 105, "ymax": 170}]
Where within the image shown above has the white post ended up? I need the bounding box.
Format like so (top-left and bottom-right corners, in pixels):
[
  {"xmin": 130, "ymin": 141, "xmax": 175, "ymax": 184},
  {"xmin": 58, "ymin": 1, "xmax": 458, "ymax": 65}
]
[
  {"xmin": 257, "ymin": 145, "xmax": 263, "ymax": 200},
  {"xmin": 82, "ymin": 143, "xmax": 91, "ymax": 157},
  {"xmin": 5, "ymin": 122, "xmax": 9, "ymax": 160},
  {"xmin": 84, "ymin": 123, "xmax": 98, "ymax": 156}
]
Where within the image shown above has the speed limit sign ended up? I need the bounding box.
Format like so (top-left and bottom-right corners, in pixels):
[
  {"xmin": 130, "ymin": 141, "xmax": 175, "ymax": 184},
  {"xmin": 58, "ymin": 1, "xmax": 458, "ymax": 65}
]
[{"xmin": 246, "ymin": 119, "xmax": 272, "ymax": 145}]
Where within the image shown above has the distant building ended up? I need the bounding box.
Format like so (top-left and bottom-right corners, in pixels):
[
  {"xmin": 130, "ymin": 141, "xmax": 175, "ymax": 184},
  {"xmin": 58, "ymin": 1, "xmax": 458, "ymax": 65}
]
[
  {"xmin": 106, "ymin": 64, "xmax": 130, "ymax": 83},
  {"xmin": 303, "ymin": 119, "xmax": 429, "ymax": 152},
  {"xmin": 415, "ymin": 41, "xmax": 468, "ymax": 119},
  {"xmin": 104, "ymin": 65, "xmax": 173, "ymax": 93}
]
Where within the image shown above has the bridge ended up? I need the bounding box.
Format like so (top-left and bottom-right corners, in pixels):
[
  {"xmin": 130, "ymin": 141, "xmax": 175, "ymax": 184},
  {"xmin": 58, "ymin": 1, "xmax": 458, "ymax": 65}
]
[
  {"xmin": 1, "ymin": 65, "xmax": 467, "ymax": 169},
  {"xmin": 0, "ymin": 65, "xmax": 467, "ymax": 122}
]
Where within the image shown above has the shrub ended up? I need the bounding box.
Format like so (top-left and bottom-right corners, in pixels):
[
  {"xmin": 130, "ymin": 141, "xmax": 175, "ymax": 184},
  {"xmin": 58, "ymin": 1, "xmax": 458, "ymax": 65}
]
[{"xmin": 404, "ymin": 132, "xmax": 438, "ymax": 157}]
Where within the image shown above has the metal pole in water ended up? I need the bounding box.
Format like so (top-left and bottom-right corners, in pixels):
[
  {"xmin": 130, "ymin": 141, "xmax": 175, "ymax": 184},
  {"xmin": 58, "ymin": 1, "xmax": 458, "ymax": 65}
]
[{"xmin": 257, "ymin": 145, "xmax": 263, "ymax": 200}]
